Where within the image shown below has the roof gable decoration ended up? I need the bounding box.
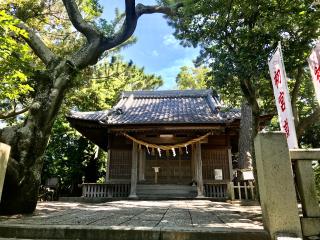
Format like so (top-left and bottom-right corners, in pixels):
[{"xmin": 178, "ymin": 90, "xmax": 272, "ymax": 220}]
[{"xmin": 67, "ymin": 89, "xmax": 241, "ymax": 125}]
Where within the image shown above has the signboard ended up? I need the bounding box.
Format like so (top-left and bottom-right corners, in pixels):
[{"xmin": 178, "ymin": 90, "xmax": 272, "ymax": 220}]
[
  {"xmin": 214, "ymin": 169, "xmax": 223, "ymax": 180},
  {"xmin": 308, "ymin": 43, "xmax": 320, "ymax": 106},
  {"xmin": 268, "ymin": 44, "xmax": 298, "ymax": 149},
  {"xmin": 242, "ymin": 170, "xmax": 254, "ymax": 180}
]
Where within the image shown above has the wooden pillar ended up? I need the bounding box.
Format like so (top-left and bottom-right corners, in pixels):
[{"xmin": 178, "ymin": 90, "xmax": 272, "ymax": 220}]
[
  {"xmin": 129, "ymin": 141, "xmax": 138, "ymax": 199},
  {"xmin": 191, "ymin": 145, "xmax": 196, "ymax": 181},
  {"xmin": 227, "ymin": 148, "xmax": 233, "ymax": 180},
  {"xmin": 195, "ymin": 142, "xmax": 204, "ymax": 197},
  {"xmin": 105, "ymin": 149, "xmax": 110, "ymax": 182},
  {"xmin": 138, "ymin": 148, "xmax": 146, "ymax": 181}
]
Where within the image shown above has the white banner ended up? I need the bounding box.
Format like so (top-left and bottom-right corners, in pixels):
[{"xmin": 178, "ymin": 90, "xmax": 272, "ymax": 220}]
[
  {"xmin": 308, "ymin": 43, "xmax": 320, "ymax": 106},
  {"xmin": 268, "ymin": 44, "xmax": 298, "ymax": 149}
]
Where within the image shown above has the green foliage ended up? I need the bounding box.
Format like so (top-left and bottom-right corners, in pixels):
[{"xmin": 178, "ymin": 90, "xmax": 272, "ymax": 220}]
[
  {"xmin": 161, "ymin": 0, "xmax": 320, "ymax": 113},
  {"xmin": 0, "ymin": 10, "xmax": 33, "ymax": 105},
  {"xmin": 0, "ymin": 1, "xmax": 135, "ymax": 120},
  {"xmin": 176, "ymin": 66, "xmax": 209, "ymax": 90},
  {"xmin": 69, "ymin": 56, "xmax": 163, "ymax": 111}
]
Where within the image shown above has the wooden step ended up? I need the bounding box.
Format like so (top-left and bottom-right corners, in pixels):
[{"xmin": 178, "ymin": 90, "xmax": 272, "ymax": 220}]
[{"xmin": 137, "ymin": 184, "xmax": 197, "ymax": 199}]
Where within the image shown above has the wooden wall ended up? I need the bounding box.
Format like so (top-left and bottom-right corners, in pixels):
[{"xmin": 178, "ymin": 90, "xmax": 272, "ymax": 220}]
[
  {"xmin": 109, "ymin": 135, "xmax": 132, "ymax": 180},
  {"xmin": 202, "ymin": 134, "xmax": 230, "ymax": 182}
]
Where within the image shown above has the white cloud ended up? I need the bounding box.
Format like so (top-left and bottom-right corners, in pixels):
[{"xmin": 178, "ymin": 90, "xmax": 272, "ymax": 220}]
[
  {"xmin": 163, "ymin": 34, "xmax": 180, "ymax": 48},
  {"xmin": 152, "ymin": 50, "xmax": 159, "ymax": 57}
]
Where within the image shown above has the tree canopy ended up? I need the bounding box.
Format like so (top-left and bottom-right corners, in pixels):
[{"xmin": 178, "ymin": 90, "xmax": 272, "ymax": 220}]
[
  {"xmin": 162, "ymin": 0, "xmax": 320, "ymax": 138},
  {"xmin": 0, "ymin": 0, "xmax": 176, "ymax": 214},
  {"xmin": 176, "ymin": 66, "xmax": 209, "ymax": 90}
]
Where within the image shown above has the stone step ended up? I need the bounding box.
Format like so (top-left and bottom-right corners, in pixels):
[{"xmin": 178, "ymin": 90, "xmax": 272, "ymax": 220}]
[
  {"xmin": 137, "ymin": 184, "xmax": 197, "ymax": 199},
  {"xmin": 0, "ymin": 224, "xmax": 270, "ymax": 240}
]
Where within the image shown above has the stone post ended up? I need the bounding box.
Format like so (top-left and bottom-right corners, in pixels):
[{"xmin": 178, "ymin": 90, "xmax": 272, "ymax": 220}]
[
  {"xmin": 254, "ymin": 132, "xmax": 302, "ymax": 239},
  {"xmin": 195, "ymin": 142, "xmax": 204, "ymax": 197},
  {"xmin": 129, "ymin": 141, "xmax": 138, "ymax": 199},
  {"xmin": 0, "ymin": 143, "xmax": 10, "ymax": 203}
]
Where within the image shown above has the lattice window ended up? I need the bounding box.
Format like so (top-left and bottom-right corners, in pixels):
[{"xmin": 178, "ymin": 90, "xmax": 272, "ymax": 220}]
[{"xmin": 109, "ymin": 149, "xmax": 132, "ymax": 179}]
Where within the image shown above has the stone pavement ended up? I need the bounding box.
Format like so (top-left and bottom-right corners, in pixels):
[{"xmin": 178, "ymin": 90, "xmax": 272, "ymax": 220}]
[
  {"xmin": 0, "ymin": 200, "xmax": 263, "ymax": 230},
  {"xmin": 0, "ymin": 200, "xmax": 268, "ymax": 240}
]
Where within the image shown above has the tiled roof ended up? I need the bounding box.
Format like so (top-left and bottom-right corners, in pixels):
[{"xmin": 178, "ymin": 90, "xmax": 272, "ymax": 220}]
[{"xmin": 67, "ymin": 90, "xmax": 240, "ymax": 125}]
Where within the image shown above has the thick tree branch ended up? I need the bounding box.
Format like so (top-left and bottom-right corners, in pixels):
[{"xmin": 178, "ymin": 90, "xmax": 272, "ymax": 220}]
[
  {"xmin": 62, "ymin": 0, "xmax": 100, "ymax": 42},
  {"xmin": 17, "ymin": 23, "xmax": 56, "ymax": 65},
  {"xmin": 101, "ymin": 0, "xmax": 137, "ymax": 52},
  {"xmin": 69, "ymin": 0, "xmax": 179, "ymax": 69},
  {"xmin": 135, "ymin": 3, "xmax": 178, "ymax": 17},
  {"xmin": 0, "ymin": 107, "xmax": 30, "ymax": 120},
  {"xmin": 100, "ymin": 1, "xmax": 180, "ymax": 52},
  {"xmin": 297, "ymin": 107, "xmax": 320, "ymax": 138}
]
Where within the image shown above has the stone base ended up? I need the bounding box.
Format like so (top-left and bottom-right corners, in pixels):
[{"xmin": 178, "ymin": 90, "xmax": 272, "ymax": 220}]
[
  {"xmin": 128, "ymin": 194, "xmax": 138, "ymax": 199},
  {"xmin": 301, "ymin": 217, "xmax": 320, "ymax": 236},
  {"xmin": 196, "ymin": 194, "xmax": 205, "ymax": 198}
]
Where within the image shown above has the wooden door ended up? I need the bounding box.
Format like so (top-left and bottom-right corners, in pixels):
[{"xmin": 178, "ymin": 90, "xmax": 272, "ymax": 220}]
[{"xmin": 145, "ymin": 148, "xmax": 192, "ymax": 184}]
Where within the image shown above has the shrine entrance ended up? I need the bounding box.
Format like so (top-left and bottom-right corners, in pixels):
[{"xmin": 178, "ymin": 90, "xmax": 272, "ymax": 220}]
[{"xmin": 144, "ymin": 146, "xmax": 192, "ymax": 184}]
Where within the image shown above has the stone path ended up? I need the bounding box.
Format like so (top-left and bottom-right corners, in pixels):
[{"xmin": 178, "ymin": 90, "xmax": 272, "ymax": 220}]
[{"xmin": 0, "ymin": 200, "xmax": 263, "ymax": 231}]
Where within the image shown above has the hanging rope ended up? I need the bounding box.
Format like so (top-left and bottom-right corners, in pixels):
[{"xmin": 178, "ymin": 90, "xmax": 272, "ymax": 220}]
[{"xmin": 122, "ymin": 132, "xmax": 211, "ymax": 151}]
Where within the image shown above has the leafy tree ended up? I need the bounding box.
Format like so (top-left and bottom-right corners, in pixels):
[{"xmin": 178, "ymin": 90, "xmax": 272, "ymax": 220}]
[
  {"xmin": 161, "ymin": 0, "xmax": 320, "ymax": 135},
  {"xmin": 176, "ymin": 66, "xmax": 209, "ymax": 90},
  {"xmin": 0, "ymin": 10, "xmax": 33, "ymax": 119},
  {"xmin": 0, "ymin": 0, "xmax": 177, "ymax": 214}
]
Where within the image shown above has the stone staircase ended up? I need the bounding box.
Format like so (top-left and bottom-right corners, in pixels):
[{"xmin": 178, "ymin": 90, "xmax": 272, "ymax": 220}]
[{"xmin": 136, "ymin": 184, "xmax": 197, "ymax": 199}]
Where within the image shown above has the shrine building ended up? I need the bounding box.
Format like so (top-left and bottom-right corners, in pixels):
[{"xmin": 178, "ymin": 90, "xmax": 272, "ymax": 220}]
[{"xmin": 67, "ymin": 90, "xmax": 244, "ymax": 199}]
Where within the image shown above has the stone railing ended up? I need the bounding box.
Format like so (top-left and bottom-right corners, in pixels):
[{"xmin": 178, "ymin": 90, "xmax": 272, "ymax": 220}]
[
  {"xmin": 290, "ymin": 148, "xmax": 320, "ymax": 237},
  {"xmin": 82, "ymin": 182, "xmax": 130, "ymax": 198}
]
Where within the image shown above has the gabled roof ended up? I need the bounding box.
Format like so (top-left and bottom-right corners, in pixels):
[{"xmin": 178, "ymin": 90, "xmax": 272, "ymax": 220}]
[{"xmin": 67, "ymin": 90, "xmax": 241, "ymax": 126}]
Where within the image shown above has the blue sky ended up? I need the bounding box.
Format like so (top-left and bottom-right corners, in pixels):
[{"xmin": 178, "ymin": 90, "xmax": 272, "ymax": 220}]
[{"xmin": 100, "ymin": 0, "xmax": 199, "ymax": 89}]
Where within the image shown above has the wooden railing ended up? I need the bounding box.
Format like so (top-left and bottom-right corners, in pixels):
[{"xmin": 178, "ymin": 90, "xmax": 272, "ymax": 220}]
[
  {"xmin": 82, "ymin": 182, "xmax": 130, "ymax": 198},
  {"xmin": 230, "ymin": 181, "xmax": 255, "ymax": 200},
  {"xmin": 204, "ymin": 183, "xmax": 228, "ymax": 198}
]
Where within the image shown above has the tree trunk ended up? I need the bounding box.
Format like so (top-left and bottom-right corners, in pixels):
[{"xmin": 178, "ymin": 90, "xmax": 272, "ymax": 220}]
[
  {"xmin": 0, "ymin": 63, "xmax": 74, "ymax": 214},
  {"xmin": 238, "ymin": 100, "xmax": 253, "ymax": 169},
  {"xmin": 250, "ymin": 107, "xmax": 260, "ymax": 201},
  {"xmin": 239, "ymin": 78, "xmax": 261, "ymax": 201}
]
